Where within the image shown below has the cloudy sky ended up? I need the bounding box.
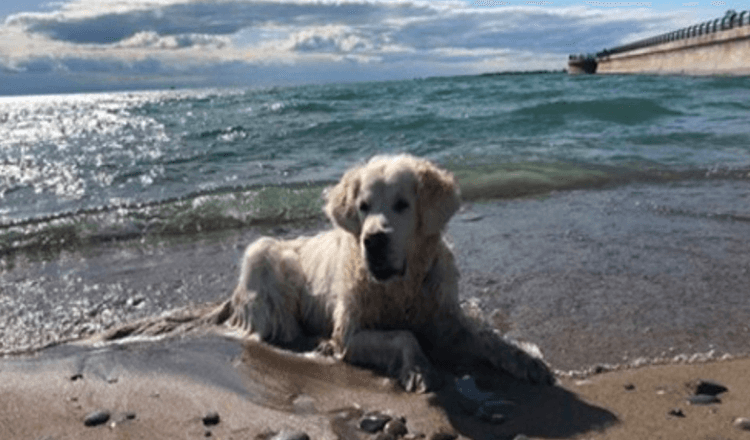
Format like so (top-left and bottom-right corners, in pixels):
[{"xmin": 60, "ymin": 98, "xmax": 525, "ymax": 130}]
[{"xmin": 0, "ymin": 0, "xmax": 741, "ymax": 95}]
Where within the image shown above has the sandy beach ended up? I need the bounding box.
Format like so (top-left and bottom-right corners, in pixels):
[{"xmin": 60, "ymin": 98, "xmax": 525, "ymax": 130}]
[{"xmin": 2, "ymin": 180, "xmax": 750, "ymax": 439}]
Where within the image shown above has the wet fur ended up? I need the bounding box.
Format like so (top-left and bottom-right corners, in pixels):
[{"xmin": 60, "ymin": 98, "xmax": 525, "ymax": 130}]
[{"xmin": 213, "ymin": 154, "xmax": 553, "ymax": 391}]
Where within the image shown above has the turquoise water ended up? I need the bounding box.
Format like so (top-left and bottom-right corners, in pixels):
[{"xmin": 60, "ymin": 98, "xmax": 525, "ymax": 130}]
[{"xmin": 1, "ymin": 73, "xmax": 749, "ymax": 253}]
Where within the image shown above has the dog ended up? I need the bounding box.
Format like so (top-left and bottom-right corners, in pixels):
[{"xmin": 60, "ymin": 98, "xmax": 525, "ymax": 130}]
[{"xmin": 211, "ymin": 154, "xmax": 553, "ymax": 392}]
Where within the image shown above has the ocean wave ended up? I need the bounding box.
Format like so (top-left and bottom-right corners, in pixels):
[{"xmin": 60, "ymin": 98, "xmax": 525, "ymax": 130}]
[
  {"xmin": 511, "ymin": 98, "xmax": 683, "ymax": 126},
  {"xmin": 3, "ymin": 162, "xmax": 748, "ymax": 258}
]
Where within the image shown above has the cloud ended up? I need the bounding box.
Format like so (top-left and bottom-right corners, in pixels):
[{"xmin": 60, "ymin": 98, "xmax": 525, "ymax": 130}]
[{"xmin": 0, "ymin": 0, "xmax": 699, "ymax": 92}]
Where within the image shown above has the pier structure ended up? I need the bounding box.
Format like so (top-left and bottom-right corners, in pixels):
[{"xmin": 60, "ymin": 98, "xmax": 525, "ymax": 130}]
[{"xmin": 569, "ymin": 10, "xmax": 750, "ymax": 75}]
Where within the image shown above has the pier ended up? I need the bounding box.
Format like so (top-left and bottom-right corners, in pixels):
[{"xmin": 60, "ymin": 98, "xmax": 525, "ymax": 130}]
[{"xmin": 569, "ymin": 10, "xmax": 750, "ymax": 75}]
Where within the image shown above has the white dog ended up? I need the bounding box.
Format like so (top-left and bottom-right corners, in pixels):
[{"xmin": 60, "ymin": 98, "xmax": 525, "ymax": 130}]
[{"xmin": 211, "ymin": 154, "xmax": 552, "ymax": 391}]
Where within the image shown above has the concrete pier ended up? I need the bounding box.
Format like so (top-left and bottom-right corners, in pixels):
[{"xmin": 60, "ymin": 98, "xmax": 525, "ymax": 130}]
[{"xmin": 570, "ymin": 10, "xmax": 750, "ymax": 75}]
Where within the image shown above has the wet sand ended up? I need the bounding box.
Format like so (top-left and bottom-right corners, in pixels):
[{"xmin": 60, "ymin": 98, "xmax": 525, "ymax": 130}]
[
  {"xmin": 1, "ymin": 333, "xmax": 749, "ymax": 440},
  {"xmin": 2, "ymin": 179, "xmax": 750, "ymax": 438}
]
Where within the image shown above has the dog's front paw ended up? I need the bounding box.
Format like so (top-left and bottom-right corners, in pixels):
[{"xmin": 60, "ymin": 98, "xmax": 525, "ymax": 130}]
[
  {"xmin": 491, "ymin": 340, "xmax": 555, "ymax": 386},
  {"xmin": 399, "ymin": 364, "xmax": 442, "ymax": 393}
]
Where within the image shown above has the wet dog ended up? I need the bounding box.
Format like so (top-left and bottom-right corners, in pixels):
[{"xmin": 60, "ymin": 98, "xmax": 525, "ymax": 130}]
[{"xmin": 213, "ymin": 154, "xmax": 553, "ymax": 391}]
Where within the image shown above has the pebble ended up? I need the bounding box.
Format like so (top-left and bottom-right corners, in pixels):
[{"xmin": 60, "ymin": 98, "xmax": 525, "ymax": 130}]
[
  {"xmin": 202, "ymin": 411, "xmax": 220, "ymax": 426},
  {"xmin": 694, "ymin": 380, "xmax": 728, "ymax": 396},
  {"xmin": 70, "ymin": 374, "xmax": 83, "ymax": 381},
  {"xmin": 83, "ymin": 410, "xmax": 110, "ymax": 427},
  {"xmin": 117, "ymin": 411, "xmax": 136, "ymax": 422},
  {"xmin": 623, "ymin": 383, "xmax": 636, "ymax": 391},
  {"xmin": 430, "ymin": 433, "xmax": 457, "ymax": 440},
  {"xmin": 384, "ymin": 419, "xmax": 408, "ymax": 437},
  {"xmin": 733, "ymin": 417, "xmax": 750, "ymax": 431},
  {"xmin": 270, "ymin": 430, "xmax": 310, "ymax": 440},
  {"xmin": 687, "ymin": 394, "xmax": 720, "ymax": 405},
  {"xmin": 359, "ymin": 413, "xmax": 392, "ymax": 433},
  {"xmin": 668, "ymin": 408, "xmax": 685, "ymax": 418}
]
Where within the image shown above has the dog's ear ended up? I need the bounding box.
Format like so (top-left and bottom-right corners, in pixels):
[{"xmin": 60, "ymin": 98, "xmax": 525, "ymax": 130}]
[
  {"xmin": 325, "ymin": 167, "xmax": 362, "ymax": 235},
  {"xmin": 417, "ymin": 161, "xmax": 461, "ymax": 236}
]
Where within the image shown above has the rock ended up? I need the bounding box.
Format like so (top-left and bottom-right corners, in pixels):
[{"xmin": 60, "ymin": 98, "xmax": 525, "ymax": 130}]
[
  {"xmin": 270, "ymin": 430, "xmax": 310, "ymax": 440},
  {"xmin": 476, "ymin": 400, "xmax": 514, "ymax": 424},
  {"xmin": 694, "ymin": 380, "xmax": 728, "ymax": 396},
  {"xmin": 359, "ymin": 413, "xmax": 392, "ymax": 433},
  {"xmin": 384, "ymin": 419, "xmax": 408, "ymax": 437},
  {"xmin": 668, "ymin": 408, "xmax": 685, "ymax": 418},
  {"xmin": 83, "ymin": 410, "xmax": 110, "ymax": 427},
  {"xmin": 202, "ymin": 411, "xmax": 220, "ymax": 426},
  {"xmin": 687, "ymin": 394, "xmax": 720, "ymax": 405},
  {"xmin": 734, "ymin": 417, "xmax": 750, "ymax": 431},
  {"xmin": 113, "ymin": 411, "xmax": 137, "ymax": 423},
  {"xmin": 70, "ymin": 373, "xmax": 83, "ymax": 381},
  {"xmin": 430, "ymin": 433, "xmax": 457, "ymax": 440},
  {"xmin": 623, "ymin": 383, "xmax": 635, "ymax": 391}
]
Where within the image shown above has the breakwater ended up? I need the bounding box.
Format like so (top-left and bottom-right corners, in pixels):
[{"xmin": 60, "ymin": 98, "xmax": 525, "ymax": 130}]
[{"xmin": 569, "ymin": 10, "xmax": 750, "ymax": 75}]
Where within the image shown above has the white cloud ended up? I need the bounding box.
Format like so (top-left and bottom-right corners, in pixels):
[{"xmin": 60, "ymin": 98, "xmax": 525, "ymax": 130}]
[{"xmin": 0, "ymin": 0, "xmax": 701, "ymax": 92}]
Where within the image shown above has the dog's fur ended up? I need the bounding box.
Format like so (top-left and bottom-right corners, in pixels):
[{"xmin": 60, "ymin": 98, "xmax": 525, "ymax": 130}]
[{"xmin": 212, "ymin": 154, "xmax": 552, "ymax": 391}]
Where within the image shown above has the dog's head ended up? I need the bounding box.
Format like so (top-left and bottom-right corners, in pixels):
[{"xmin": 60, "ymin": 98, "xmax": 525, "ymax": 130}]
[{"xmin": 325, "ymin": 155, "xmax": 460, "ymax": 283}]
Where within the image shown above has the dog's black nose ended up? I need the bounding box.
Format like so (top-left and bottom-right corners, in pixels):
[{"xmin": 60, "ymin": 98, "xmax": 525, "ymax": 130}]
[{"xmin": 364, "ymin": 232, "xmax": 389, "ymax": 254}]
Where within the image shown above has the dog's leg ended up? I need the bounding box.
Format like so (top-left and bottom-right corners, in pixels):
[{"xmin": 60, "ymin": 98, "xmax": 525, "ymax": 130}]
[
  {"xmin": 217, "ymin": 237, "xmax": 306, "ymax": 345},
  {"xmin": 426, "ymin": 319, "xmax": 554, "ymax": 386},
  {"xmin": 343, "ymin": 329, "xmax": 442, "ymax": 392}
]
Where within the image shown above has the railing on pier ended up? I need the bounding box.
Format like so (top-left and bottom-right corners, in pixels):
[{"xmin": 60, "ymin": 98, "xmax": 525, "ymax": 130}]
[{"xmin": 595, "ymin": 9, "xmax": 750, "ymax": 58}]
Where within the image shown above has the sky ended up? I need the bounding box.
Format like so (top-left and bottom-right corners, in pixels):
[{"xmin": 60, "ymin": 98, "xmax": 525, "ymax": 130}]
[{"xmin": 0, "ymin": 0, "xmax": 745, "ymax": 95}]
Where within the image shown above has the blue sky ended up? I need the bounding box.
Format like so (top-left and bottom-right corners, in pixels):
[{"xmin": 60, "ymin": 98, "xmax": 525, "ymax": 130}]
[{"xmin": 0, "ymin": 0, "xmax": 744, "ymax": 95}]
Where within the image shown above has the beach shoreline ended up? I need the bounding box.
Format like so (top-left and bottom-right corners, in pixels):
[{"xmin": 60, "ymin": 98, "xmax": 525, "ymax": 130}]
[{"xmin": 4, "ymin": 179, "xmax": 749, "ymax": 371}]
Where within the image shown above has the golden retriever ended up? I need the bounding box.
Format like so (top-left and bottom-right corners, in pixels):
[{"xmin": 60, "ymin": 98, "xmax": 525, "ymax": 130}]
[{"xmin": 211, "ymin": 154, "xmax": 552, "ymax": 391}]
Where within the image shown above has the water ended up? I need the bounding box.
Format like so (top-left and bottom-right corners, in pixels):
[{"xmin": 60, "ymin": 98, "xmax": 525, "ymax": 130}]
[{"xmin": 1, "ymin": 73, "xmax": 750, "ymax": 254}]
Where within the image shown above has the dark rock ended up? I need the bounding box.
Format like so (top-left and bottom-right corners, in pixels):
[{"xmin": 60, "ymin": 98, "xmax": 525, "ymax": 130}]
[
  {"xmin": 695, "ymin": 380, "xmax": 728, "ymax": 396},
  {"xmin": 481, "ymin": 413, "xmax": 506, "ymax": 424},
  {"xmin": 255, "ymin": 428, "xmax": 278, "ymax": 440},
  {"xmin": 623, "ymin": 383, "xmax": 635, "ymax": 391},
  {"xmin": 688, "ymin": 394, "xmax": 721, "ymax": 405},
  {"xmin": 430, "ymin": 433, "xmax": 457, "ymax": 440},
  {"xmin": 359, "ymin": 413, "xmax": 392, "ymax": 433},
  {"xmin": 384, "ymin": 419, "xmax": 408, "ymax": 437},
  {"xmin": 270, "ymin": 430, "xmax": 310, "ymax": 440},
  {"xmin": 202, "ymin": 411, "xmax": 220, "ymax": 426},
  {"xmin": 734, "ymin": 417, "xmax": 750, "ymax": 431},
  {"xmin": 70, "ymin": 374, "xmax": 83, "ymax": 381},
  {"xmin": 83, "ymin": 410, "xmax": 110, "ymax": 427},
  {"xmin": 476, "ymin": 399, "xmax": 514, "ymax": 424},
  {"xmin": 116, "ymin": 411, "xmax": 136, "ymax": 422},
  {"xmin": 668, "ymin": 408, "xmax": 685, "ymax": 418}
]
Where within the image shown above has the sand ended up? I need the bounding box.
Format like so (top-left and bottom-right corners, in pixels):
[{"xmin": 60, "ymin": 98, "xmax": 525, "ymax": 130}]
[{"xmin": 1, "ymin": 332, "xmax": 749, "ymax": 440}]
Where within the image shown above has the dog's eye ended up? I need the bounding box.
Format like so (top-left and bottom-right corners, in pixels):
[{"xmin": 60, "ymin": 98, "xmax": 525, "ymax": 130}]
[
  {"xmin": 359, "ymin": 201, "xmax": 370, "ymax": 213},
  {"xmin": 393, "ymin": 199, "xmax": 409, "ymax": 213}
]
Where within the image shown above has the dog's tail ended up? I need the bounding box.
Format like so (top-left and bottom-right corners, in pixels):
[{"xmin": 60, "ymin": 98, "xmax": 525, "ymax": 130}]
[{"xmin": 88, "ymin": 300, "xmax": 236, "ymax": 344}]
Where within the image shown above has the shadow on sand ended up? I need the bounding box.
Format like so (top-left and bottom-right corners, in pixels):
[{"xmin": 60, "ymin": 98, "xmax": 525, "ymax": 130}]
[{"xmin": 238, "ymin": 337, "xmax": 618, "ymax": 440}]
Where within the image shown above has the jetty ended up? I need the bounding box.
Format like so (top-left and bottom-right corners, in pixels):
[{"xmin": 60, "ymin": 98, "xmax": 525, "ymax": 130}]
[{"xmin": 569, "ymin": 9, "xmax": 750, "ymax": 75}]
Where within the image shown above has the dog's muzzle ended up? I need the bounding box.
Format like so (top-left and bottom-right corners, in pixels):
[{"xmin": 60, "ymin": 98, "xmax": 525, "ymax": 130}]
[{"xmin": 364, "ymin": 232, "xmax": 403, "ymax": 282}]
